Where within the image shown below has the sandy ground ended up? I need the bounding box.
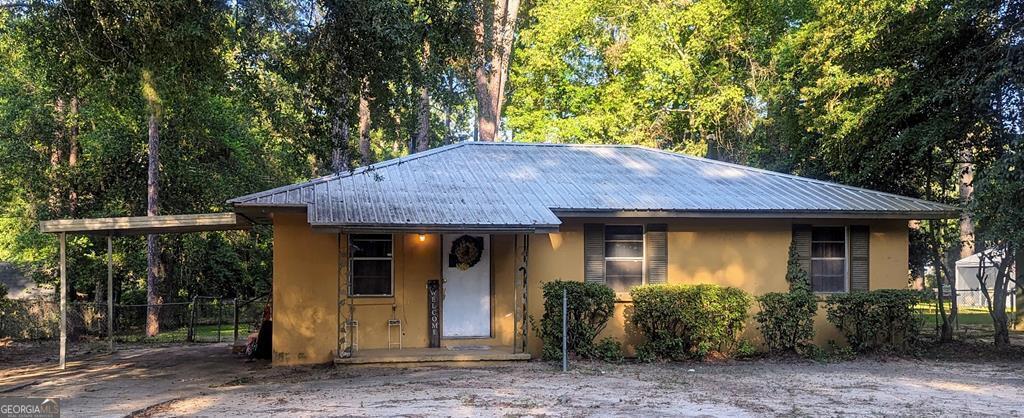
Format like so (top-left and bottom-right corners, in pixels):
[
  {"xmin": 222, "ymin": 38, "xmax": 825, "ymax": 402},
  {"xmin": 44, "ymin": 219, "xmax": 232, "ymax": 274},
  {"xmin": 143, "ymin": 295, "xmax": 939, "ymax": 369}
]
[{"xmin": 1, "ymin": 343, "xmax": 1022, "ymax": 417}]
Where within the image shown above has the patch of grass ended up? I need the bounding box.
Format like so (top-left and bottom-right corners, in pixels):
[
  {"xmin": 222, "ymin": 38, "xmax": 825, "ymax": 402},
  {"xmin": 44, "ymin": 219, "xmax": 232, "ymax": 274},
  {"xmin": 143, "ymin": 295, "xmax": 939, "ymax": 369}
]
[
  {"xmin": 914, "ymin": 303, "xmax": 1013, "ymax": 326},
  {"xmin": 116, "ymin": 324, "xmax": 253, "ymax": 344}
]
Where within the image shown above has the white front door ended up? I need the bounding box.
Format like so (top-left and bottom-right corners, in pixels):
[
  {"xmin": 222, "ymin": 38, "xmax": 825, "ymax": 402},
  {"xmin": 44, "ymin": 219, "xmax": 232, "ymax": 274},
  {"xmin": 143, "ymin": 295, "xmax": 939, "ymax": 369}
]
[{"xmin": 442, "ymin": 234, "xmax": 491, "ymax": 338}]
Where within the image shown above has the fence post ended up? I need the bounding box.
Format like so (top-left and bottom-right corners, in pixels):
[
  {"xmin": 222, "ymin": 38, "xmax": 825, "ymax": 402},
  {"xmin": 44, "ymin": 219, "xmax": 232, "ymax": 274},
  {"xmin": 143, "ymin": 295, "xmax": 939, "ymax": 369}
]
[
  {"xmin": 233, "ymin": 298, "xmax": 239, "ymax": 342},
  {"xmin": 187, "ymin": 296, "xmax": 197, "ymax": 342},
  {"xmin": 217, "ymin": 300, "xmax": 223, "ymax": 343},
  {"xmin": 562, "ymin": 287, "xmax": 568, "ymax": 372}
]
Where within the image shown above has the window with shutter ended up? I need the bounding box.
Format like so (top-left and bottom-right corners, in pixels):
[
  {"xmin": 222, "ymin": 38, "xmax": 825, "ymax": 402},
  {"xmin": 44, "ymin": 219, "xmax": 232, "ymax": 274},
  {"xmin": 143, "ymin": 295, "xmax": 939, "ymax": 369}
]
[
  {"xmin": 849, "ymin": 225, "xmax": 870, "ymax": 291},
  {"xmin": 605, "ymin": 225, "xmax": 644, "ymax": 291},
  {"xmin": 584, "ymin": 224, "xmax": 605, "ymax": 283},
  {"xmin": 810, "ymin": 226, "xmax": 848, "ymax": 293},
  {"xmin": 645, "ymin": 224, "xmax": 668, "ymax": 285}
]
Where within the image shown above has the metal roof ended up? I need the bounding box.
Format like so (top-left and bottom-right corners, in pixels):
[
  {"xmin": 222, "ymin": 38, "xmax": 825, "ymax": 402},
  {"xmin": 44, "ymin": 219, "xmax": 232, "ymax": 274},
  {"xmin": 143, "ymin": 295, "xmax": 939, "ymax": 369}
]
[{"xmin": 228, "ymin": 142, "xmax": 959, "ymax": 231}]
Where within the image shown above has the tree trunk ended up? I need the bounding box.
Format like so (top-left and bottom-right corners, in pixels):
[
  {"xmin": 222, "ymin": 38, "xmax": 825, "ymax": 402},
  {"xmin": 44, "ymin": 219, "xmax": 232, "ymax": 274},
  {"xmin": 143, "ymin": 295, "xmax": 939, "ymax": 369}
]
[
  {"xmin": 331, "ymin": 96, "xmax": 350, "ymax": 174},
  {"xmin": 977, "ymin": 248, "xmax": 1014, "ymax": 347},
  {"xmin": 67, "ymin": 96, "xmax": 80, "ymax": 216},
  {"xmin": 929, "ymin": 237, "xmax": 954, "ymax": 342},
  {"xmin": 415, "ymin": 38, "xmax": 432, "ymax": 153},
  {"xmin": 50, "ymin": 97, "xmax": 65, "ymax": 215},
  {"xmin": 959, "ymin": 152, "xmax": 975, "ymax": 260},
  {"xmin": 146, "ymin": 110, "xmax": 162, "ymax": 337},
  {"xmin": 473, "ymin": 0, "xmax": 521, "ymax": 142},
  {"xmin": 358, "ymin": 78, "xmax": 372, "ymax": 165}
]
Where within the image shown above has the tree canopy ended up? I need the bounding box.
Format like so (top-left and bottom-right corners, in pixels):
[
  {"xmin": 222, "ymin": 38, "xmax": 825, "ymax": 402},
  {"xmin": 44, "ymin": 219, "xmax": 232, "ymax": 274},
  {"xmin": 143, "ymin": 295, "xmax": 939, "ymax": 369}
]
[{"xmin": 0, "ymin": 0, "xmax": 1019, "ymax": 331}]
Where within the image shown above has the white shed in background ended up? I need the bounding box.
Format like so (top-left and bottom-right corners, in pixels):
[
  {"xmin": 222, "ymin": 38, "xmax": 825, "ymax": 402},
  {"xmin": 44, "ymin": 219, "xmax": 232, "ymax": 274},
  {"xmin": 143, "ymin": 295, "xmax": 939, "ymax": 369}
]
[{"xmin": 955, "ymin": 250, "xmax": 1016, "ymax": 308}]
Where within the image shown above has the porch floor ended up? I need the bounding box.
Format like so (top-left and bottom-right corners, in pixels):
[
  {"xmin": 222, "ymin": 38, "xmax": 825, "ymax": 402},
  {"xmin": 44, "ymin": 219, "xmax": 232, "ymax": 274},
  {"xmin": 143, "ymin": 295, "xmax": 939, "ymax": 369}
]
[{"xmin": 334, "ymin": 346, "xmax": 531, "ymax": 365}]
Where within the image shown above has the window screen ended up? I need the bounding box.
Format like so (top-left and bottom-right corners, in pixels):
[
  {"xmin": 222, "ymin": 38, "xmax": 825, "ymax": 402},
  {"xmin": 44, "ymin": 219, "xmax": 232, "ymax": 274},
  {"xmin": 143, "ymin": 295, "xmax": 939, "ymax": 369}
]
[
  {"xmin": 605, "ymin": 225, "xmax": 644, "ymax": 291},
  {"xmin": 811, "ymin": 226, "xmax": 847, "ymax": 292},
  {"xmin": 350, "ymin": 234, "xmax": 393, "ymax": 296}
]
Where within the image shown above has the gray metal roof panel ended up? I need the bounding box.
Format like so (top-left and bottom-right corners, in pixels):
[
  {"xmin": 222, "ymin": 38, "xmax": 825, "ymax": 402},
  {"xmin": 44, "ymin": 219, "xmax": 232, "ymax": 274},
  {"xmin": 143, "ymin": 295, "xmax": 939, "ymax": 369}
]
[{"xmin": 228, "ymin": 142, "xmax": 959, "ymax": 228}]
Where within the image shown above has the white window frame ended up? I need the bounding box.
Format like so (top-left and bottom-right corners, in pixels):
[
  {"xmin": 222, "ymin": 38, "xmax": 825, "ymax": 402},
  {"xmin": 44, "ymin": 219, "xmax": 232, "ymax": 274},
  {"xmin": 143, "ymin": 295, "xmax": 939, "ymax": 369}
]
[
  {"xmin": 604, "ymin": 224, "xmax": 646, "ymax": 291},
  {"xmin": 810, "ymin": 225, "xmax": 850, "ymax": 294},
  {"xmin": 349, "ymin": 234, "xmax": 395, "ymax": 297}
]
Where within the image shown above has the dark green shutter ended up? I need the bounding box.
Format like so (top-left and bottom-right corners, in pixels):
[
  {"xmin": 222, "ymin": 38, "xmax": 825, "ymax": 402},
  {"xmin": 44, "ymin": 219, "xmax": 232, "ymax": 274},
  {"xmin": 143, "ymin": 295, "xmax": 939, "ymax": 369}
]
[
  {"xmin": 792, "ymin": 224, "xmax": 812, "ymax": 276},
  {"xmin": 584, "ymin": 223, "xmax": 605, "ymax": 284},
  {"xmin": 850, "ymin": 225, "xmax": 870, "ymax": 292},
  {"xmin": 645, "ymin": 224, "xmax": 668, "ymax": 284}
]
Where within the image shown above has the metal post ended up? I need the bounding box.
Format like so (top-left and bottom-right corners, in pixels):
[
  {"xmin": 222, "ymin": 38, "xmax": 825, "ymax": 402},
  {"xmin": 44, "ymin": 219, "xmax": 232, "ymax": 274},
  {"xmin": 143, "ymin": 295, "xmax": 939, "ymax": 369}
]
[
  {"xmin": 562, "ymin": 287, "xmax": 567, "ymax": 372},
  {"xmin": 233, "ymin": 298, "xmax": 239, "ymax": 342},
  {"xmin": 217, "ymin": 301, "xmax": 223, "ymax": 342},
  {"xmin": 187, "ymin": 296, "xmax": 197, "ymax": 342},
  {"xmin": 59, "ymin": 232, "xmax": 67, "ymax": 370},
  {"xmin": 107, "ymin": 235, "xmax": 114, "ymax": 353}
]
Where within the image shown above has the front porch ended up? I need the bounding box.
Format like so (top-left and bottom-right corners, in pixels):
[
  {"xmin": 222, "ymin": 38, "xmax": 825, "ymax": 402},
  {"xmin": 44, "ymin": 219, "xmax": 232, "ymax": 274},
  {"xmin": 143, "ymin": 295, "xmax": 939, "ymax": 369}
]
[{"xmin": 334, "ymin": 346, "xmax": 531, "ymax": 364}]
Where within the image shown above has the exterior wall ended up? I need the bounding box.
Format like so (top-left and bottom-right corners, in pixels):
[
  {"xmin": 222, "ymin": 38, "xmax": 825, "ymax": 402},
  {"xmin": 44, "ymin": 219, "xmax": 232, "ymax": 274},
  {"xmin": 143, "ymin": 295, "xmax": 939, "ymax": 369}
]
[
  {"xmin": 272, "ymin": 213, "xmax": 910, "ymax": 363},
  {"xmin": 272, "ymin": 220, "xmax": 520, "ymax": 365},
  {"xmin": 525, "ymin": 218, "xmax": 910, "ymax": 355},
  {"xmin": 339, "ymin": 233, "xmax": 517, "ymax": 351},
  {"xmin": 271, "ymin": 213, "xmax": 340, "ymax": 365}
]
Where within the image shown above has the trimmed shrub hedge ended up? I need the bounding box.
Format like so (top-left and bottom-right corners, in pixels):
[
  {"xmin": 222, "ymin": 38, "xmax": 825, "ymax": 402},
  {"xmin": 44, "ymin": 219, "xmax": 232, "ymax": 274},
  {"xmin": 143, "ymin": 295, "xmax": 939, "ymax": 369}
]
[
  {"xmin": 629, "ymin": 284, "xmax": 751, "ymax": 361},
  {"xmin": 755, "ymin": 291, "xmax": 817, "ymax": 353},
  {"xmin": 534, "ymin": 280, "xmax": 617, "ymax": 361},
  {"xmin": 825, "ymin": 289, "xmax": 924, "ymax": 353},
  {"xmin": 755, "ymin": 243, "xmax": 818, "ymax": 354}
]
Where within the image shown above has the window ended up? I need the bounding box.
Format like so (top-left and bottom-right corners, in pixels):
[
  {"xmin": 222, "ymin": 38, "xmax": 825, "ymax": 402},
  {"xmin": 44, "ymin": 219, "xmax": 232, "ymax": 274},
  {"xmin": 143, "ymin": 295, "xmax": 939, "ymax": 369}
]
[
  {"xmin": 811, "ymin": 226, "xmax": 847, "ymax": 293},
  {"xmin": 350, "ymin": 234, "xmax": 393, "ymax": 296},
  {"xmin": 605, "ymin": 225, "xmax": 644, "ymax": 292}
]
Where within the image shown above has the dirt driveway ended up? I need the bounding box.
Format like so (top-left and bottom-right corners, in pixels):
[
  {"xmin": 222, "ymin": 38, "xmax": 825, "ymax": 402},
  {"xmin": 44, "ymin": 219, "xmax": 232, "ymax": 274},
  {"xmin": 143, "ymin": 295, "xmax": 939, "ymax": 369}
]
[{"xmin": 1, "ymin": 343, "xmax": 1022, "ymax": 417}]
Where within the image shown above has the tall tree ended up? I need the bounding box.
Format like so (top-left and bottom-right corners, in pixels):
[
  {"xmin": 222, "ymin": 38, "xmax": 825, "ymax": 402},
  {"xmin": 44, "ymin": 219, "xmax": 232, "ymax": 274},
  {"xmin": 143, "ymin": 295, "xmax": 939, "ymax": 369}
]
[
  {"xmin": 142, "ymin": 69, "xmax": 162, "ymax": 335},
  {"xmin": 473, "ymin": 0, "xmax": 521, "ymax": 142},
  {"xmin": 414, "ymin": 35, "xmax": 432, "ymax": 152}
]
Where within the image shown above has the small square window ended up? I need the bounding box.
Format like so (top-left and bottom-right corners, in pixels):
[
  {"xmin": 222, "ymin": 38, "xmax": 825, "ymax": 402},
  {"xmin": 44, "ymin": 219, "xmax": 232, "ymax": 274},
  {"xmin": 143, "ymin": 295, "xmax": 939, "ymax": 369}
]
[{"xmin": 350, "ymin": 234, "xmax": 393, "ymax": 296}]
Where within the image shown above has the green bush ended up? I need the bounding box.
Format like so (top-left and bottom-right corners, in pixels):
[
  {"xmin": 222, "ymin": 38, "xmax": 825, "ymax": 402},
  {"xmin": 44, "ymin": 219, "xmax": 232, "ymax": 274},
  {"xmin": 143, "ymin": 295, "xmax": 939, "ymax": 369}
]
[
  {"xmin": 630, "ymin": 284, "xmax": 751, "ymax": 360},
  {"xmin": 0, "ymin": 284, "xmax": 58, "ymax": 340},
  {"xmin": 755, "ymin": 243, "xmax": 817, "ymax": 354},
  {"xmin": 734, "ymin": 339, "xmax": 758, "ymax": 359},
  {"xmin": 533, "ymin": 280, "xmax": 616, "ymax": 361},
  {"xmin": 825, "ymin": 289, "xmax": 924, "ymax": 353},
  {"xmin": 594, "ymin": 336, "xmax": 624, "ymax": 362}
]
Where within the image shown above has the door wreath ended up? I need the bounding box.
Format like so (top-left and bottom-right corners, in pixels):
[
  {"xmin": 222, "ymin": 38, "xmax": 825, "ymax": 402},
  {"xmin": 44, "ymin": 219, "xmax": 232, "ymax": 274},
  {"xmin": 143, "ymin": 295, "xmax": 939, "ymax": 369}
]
[{"xmin": 449, "ymin": 235, "xmax": 484, "ymax": 271}]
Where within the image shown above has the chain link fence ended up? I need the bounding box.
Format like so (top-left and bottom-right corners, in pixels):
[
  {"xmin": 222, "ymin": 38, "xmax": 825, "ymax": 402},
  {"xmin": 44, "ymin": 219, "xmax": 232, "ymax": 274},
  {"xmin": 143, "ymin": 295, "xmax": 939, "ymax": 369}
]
[
  {"xmin": 916, "ymin": 289, "xmax": 1018, "ymax": 338},
  {"xmin": 0, "ymin": 296, "xmax": 268, "ymax": 345}
]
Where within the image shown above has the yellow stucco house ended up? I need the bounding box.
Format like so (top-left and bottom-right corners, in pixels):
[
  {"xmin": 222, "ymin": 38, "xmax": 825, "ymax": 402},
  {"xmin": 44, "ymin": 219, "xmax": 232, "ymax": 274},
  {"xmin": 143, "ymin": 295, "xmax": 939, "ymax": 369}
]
[{"xmin": 228, "ymin": 141, "xmax": 957, "ymax": 365}]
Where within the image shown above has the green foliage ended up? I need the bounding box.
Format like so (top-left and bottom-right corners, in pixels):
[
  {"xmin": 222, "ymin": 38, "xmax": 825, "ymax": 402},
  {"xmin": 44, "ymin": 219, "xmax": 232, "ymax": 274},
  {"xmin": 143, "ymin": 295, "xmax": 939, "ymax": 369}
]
[
  {"xmin": 629, "ymin": 284, "xmax": 751, "ymax": 361},
  {"xmin": 825, "ymin": 289, "xmax": 924, "ymax": 353},
  {"xmin": 593, "ymin": 336, "xmax": 624, "ymax": 363},
  {"xmin": 508, "ymin": 0, "xmax": 781, "ymax": 155},
  {"xmin": 734, "ymin": 339, "xmax": 758, "ymax": 359},
  {"xmin": 755, "ymin": 243, "xmax": 817, "ymax": 354},
  {"xmin": 0, "ymin": 284, "xmax": 57, "ymax": 340},
  {"xmin": 534, "ymin": 280, "xmax": 616, "ymax": 361}
]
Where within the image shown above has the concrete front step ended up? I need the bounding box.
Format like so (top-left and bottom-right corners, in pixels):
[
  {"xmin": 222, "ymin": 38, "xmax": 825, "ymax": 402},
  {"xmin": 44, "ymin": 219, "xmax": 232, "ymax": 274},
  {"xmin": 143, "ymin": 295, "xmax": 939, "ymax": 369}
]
[{"xmin": 334, "ymin": 347, "xmax": 531, "ymax": 364}]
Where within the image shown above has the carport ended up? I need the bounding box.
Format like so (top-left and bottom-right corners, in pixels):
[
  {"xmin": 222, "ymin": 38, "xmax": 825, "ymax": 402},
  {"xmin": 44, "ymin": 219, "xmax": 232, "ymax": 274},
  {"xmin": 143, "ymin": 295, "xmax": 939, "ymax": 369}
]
[{"xmin": 38, "ymin": 213, "xmax": 251, "ymax": 369}]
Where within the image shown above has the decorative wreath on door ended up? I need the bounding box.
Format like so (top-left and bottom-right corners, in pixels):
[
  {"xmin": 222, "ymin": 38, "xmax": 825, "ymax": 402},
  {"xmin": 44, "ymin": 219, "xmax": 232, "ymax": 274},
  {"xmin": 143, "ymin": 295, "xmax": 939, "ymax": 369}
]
[{"xmin": 449, "ymin": 235, "xmax": 484, "ymax": 271}]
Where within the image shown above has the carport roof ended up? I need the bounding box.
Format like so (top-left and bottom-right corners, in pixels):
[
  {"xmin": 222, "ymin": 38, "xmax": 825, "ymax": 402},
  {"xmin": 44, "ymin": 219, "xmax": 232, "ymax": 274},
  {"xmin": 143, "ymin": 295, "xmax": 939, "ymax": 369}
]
[
  {"xmin": 38, "ymin": 213, "xmax": 250, "ymax": 236},
  {"xmin": 229, "ymin": 141, "xmax": 959, "ymax": 231}
]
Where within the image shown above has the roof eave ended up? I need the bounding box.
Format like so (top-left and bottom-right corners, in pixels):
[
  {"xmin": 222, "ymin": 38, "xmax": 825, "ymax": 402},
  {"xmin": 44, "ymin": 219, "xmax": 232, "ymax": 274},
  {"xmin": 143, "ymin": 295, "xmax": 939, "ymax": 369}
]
[
  {"xmin": 551, "ymin": 209, "xmax": 960, "ymax": 220},
  {"xmin": 310, "ymin": 222, "xmax": 561, "ymax": 234}
]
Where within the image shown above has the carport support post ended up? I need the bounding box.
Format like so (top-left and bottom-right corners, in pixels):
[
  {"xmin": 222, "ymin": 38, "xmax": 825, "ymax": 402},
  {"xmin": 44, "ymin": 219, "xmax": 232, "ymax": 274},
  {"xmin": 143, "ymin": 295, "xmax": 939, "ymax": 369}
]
[
  {"xmin": 107, "ymin": 234, "xmax": 114, "ymax": 353},
  {"xmin": 59, "ymin": 232, "xmax": 67, "ymax": 370}
]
